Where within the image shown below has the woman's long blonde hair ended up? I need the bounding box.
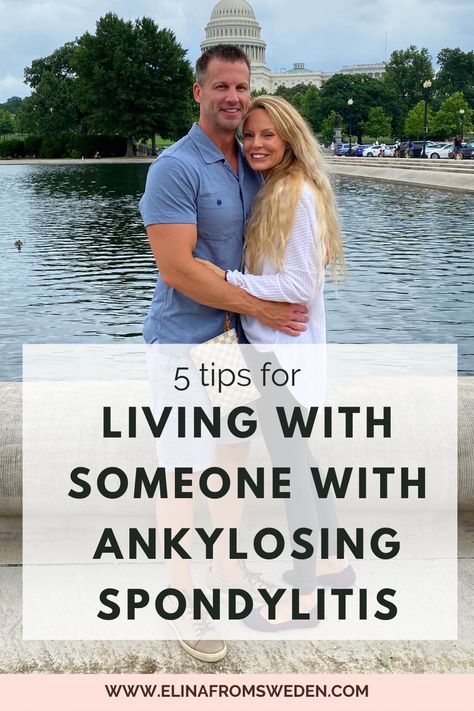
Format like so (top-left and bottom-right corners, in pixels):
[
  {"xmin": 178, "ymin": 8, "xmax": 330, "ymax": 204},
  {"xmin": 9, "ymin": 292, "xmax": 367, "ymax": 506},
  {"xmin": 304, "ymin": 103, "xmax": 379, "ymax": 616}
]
[{"xmin": 243, "ymin": 96, "xmax": 344, "ymax": 279}]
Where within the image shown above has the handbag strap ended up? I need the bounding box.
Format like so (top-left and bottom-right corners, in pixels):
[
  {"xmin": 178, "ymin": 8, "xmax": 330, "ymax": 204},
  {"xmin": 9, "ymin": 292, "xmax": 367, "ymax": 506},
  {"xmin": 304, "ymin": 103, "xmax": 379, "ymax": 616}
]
[{"xmin": 224, "ymin": 311, "xmax": 231, "ymax": 332}]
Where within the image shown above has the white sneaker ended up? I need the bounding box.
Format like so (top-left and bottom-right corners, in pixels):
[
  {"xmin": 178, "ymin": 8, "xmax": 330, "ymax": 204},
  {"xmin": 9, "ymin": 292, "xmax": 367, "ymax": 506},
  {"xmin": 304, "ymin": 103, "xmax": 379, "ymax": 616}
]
[{"xmin": 168, "ymin": 604, "xmax": 227, "ymax": 663}]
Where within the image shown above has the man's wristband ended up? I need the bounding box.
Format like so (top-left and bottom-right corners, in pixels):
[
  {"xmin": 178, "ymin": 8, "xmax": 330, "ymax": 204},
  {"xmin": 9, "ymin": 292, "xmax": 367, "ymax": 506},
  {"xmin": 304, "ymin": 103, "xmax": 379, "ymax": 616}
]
[{"xmin": 224, "ymin": 270, "xmax": 229, "ymax": 281}]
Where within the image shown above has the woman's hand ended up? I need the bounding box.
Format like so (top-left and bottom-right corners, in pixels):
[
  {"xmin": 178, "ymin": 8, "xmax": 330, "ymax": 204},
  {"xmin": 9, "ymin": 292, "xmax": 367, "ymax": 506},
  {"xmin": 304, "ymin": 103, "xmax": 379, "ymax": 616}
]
[{"xmin": 195, "ymin": 257, "xmax": 226, "ymax": 279}]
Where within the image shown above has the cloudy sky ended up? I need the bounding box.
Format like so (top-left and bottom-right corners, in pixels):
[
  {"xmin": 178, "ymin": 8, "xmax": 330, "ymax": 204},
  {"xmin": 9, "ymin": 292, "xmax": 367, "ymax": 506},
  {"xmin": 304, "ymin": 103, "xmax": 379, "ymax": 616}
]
[{"xmin": 1, "ymin": 0, "xmax": 473, "ymax": 102}]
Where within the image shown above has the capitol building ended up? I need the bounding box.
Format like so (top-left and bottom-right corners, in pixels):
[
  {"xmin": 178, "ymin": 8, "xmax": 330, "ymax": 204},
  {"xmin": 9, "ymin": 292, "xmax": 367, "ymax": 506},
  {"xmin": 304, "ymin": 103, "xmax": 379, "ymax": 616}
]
[{"xmin": 201, "ymin": 0, "xmax": 385, "ymax": 92}]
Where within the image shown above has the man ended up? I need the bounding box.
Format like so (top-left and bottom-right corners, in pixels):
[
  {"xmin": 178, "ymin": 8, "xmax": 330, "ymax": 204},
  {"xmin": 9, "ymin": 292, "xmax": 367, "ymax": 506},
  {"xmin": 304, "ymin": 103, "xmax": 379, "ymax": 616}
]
[
  {"xmin": 453, "ymin": 135, "xmax": 463, "ymax": 159},
  {"xmin": 139, "ymin": 45, "xmax": 307, "ymax": 663},
  {"xmin": 140, "ymin": 44, "xmax": 307, "ymax": 344}
]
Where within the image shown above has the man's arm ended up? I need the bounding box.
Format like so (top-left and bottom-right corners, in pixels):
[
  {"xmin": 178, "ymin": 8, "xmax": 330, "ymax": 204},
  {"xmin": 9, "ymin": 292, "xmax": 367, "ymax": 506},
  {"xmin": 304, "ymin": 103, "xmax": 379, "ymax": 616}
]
[{"xmin": 147, "ymin": 223, "xmax": 308, "ymax": 336}]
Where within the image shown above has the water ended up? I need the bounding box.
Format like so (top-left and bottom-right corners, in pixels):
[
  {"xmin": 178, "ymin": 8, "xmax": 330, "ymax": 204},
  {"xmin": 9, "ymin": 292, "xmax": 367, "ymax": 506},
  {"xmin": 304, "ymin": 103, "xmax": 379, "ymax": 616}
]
[
  {"xmin": 1, "ymin": 164, "xmax": 473, "ymax": 379},
  {"xmin": 325, "ymin": 179, "xmax": 474, "ymax": 370}
]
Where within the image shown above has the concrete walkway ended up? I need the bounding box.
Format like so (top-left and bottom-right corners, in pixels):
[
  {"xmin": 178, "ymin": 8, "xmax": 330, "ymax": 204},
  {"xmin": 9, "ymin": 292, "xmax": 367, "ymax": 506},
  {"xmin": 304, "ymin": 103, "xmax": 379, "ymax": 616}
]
[
  {"xmin": 328, "ymin": 156, "xmax": 474, "ymax": 192},
  {"xmin": 0, "ymin": 514, "xmax": 472, "ymax": 674}
]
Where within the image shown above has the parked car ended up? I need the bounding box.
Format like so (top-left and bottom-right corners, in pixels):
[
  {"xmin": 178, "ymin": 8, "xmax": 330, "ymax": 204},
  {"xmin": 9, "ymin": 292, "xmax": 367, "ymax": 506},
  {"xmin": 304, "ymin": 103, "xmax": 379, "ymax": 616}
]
[
  {"xmin": 399, "ymin": 140, "xmax": 440, "ymax": 157},
  {"xmin": 412, "ymin": 140, "xmax": 440, "ymax": 157},
  {"xmin": 354, "ymin": 144, "xmax": 371, "ymax": 156},
  {"xmin": 426, "ymin": 143, "xmax": 453, "ymax": 159},
  {"xmin": 462, "ymin": 140, "xmax": 474, "ymax": 158},
  {"xmin": 362, "ymin": 144, "xmax": 382, "ymax": 157},
  {"xmin": 360, "ymin": 144, "xmax": 392, "ymax": 157},
  {"xmin": 346, "ymin": 144, "xmax": 361, "ymax": 156},
  {"xmin": 448, "ymin": 140, "xmax": 474, "ymax": 159},
  {"xmin": 335, "ymin": 143, "xmax": 351, "ymax": 156}
]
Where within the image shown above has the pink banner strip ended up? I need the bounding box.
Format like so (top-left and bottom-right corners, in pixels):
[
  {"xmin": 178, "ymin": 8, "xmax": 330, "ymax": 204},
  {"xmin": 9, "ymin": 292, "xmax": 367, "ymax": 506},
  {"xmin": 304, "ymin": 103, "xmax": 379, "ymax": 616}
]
[{"xmin": 1, "ymin": 673, "xmax": 472, "ymax": 710}]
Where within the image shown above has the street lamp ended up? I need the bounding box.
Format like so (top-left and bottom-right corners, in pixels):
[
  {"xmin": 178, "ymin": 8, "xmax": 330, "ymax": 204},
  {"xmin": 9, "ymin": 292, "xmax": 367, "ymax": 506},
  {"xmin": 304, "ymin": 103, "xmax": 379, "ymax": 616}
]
[
  {"xmin": 347, "ymin": 98, "xmax": 354, "ymax": 153},
  {"xmin": 459, "ymin": 109, "xmax": 465, "ymax": 141},
  {"xmin": 421, "ymin": 79, "xmax": 432, "ymax": 158}
]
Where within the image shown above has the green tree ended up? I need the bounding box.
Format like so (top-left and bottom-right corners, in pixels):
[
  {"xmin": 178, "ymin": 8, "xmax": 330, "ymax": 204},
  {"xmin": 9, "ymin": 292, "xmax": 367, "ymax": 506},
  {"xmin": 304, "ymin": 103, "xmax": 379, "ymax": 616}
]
[
  {"xmin": 16, "ymin": 97, "xmax": 35, "ymax": 135},
  {"xmin": 404, "ymin": 101, "xmax": 433, "ymax": 139},
  {"xmin": 275, "ymin": 83, "xmax": 311, "ymax": 100},
  {"xmin": 383, "ymin": 45, "xmax": 433, "ymax": 134},
  {"xmin": 23, "ymin": 42, "xmax": 84, "ymax": 134},
  {"xmin": 251, "ymin": 87, "xmax": 267, "ymax": 98},
  {"xmin": 0, "ymin": 96, "xmax": 24, "ymax": 115},
  {"xmin": 431, "ymin": 92, "xmax": 473, "ymax": 140},
  {"xmin": 435, "ymin": 48, "xmax": 474, "ymax": 106},
  {"xmin": 320, "ymin": 74, "xmax": 391, "ymax": 142},
  {"xmin": 25, "ymin": 42, "xmax": 78, "ymax": 89},
  {"xmin": 17, "ymin": 71, "xmax": 77, "ymax": 136},
  {"xmin": 301, "ymin": 85, "xmax": 321, "ymax": 132},
  {"xmin": 291, "ymin": 91, "xmax": 305, "ymax": 113},
  {"xmin": 360, "ymin": 106, "xmax": 392, "ymax": 140},
  {"xmin": 0, "ymin": 109, "xmax": 15, "ymax": 138},
  {"xmin": 73, "ymin": 13, "xmax": 193, "ymax": 156},
  {"xmin": 383, "ymin": 45, "xmax": 433, "ymax": 105},
  {"xmin": 321, "ymin": 110, "xmax": 341, "ymax": 145}
]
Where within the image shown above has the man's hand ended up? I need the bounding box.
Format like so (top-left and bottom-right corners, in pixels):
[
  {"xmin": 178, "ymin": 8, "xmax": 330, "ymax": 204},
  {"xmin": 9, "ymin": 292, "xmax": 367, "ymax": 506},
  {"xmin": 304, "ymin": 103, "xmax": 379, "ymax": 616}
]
[{"xmin": 256, "ymin": 301, "xmax": 308, "ymax": 336}]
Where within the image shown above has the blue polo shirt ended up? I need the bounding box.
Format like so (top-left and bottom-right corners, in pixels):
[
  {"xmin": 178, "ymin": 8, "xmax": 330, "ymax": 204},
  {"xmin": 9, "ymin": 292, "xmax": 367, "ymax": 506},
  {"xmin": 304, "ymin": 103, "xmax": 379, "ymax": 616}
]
[{"xmin": 139, "ymin": 123, "xmax": 262, "ymax": 344}]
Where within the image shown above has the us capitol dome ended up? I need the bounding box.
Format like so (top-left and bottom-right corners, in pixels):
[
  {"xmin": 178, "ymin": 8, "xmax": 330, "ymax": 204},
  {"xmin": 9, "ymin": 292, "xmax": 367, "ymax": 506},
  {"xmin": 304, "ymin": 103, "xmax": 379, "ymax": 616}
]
[{"xmin": 201, "ymin": 0, "xmax": 385, "ymax": 92}]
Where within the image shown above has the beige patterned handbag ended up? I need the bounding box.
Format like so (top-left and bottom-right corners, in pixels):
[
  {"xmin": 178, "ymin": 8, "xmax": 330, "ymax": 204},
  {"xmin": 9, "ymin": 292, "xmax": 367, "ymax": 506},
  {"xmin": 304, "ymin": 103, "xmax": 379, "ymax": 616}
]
[{"xmin": 190, "ymin": 312, "xmax": 261, "ymax": 415}]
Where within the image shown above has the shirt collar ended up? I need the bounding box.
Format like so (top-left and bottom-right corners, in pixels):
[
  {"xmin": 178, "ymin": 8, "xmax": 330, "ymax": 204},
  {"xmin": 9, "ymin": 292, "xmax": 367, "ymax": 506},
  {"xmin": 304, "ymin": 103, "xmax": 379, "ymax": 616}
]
[{"xmin": 189, "ymin": 122, "xmax": 243, "ymax": 165}]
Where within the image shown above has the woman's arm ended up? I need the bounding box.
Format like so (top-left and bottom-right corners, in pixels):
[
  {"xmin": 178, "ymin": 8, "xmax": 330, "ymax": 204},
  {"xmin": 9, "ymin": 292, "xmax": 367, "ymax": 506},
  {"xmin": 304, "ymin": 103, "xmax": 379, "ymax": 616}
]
[{"xmin": 226, "ymin": 196, "xmax": 322, "ymax": 303}]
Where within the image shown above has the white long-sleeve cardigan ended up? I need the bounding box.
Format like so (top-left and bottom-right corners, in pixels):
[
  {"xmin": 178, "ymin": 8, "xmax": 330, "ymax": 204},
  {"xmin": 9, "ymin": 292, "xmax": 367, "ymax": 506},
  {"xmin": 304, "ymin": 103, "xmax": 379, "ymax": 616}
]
[{"xmin": 226, "ymin": 182, "xmax": 326, "ymax": 345}]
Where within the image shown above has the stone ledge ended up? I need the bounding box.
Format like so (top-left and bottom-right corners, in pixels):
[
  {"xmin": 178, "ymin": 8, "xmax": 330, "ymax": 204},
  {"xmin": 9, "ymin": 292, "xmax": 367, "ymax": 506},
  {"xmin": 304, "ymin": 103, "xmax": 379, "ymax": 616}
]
[
  {"xmin": 2, "ymin": 379, "xmax": 473, "ymax": 514},
  {"xmin": 328, "ymin": 158, "xmax": 474, "ymax": 191}
]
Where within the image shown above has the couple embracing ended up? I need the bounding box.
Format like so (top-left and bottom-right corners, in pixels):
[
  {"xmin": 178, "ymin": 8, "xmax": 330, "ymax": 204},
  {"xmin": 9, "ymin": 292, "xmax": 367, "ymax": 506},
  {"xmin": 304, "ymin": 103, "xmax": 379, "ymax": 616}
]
[{"xmin": 139, "ymin": 44, "xmax": 345, "ymax": 663}]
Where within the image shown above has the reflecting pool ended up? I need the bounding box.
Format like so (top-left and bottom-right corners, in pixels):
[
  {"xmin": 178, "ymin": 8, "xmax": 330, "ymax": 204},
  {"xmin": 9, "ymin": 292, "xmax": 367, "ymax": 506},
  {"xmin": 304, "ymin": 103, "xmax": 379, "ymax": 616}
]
[{"xmin": 1, "ymin": 163, "xmax": 473, "ymax": 380}]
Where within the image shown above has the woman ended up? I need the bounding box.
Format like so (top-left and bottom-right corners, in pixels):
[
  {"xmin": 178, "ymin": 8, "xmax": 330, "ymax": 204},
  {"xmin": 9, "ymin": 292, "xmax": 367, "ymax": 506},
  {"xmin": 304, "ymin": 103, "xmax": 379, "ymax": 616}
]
[
  {"xmin": 198, "ymin": 95, "xmax": 344, "ymax": 345},
  {"xmin": 198, "ymin": 97, "xmax": 352, "ymax": 630}
]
